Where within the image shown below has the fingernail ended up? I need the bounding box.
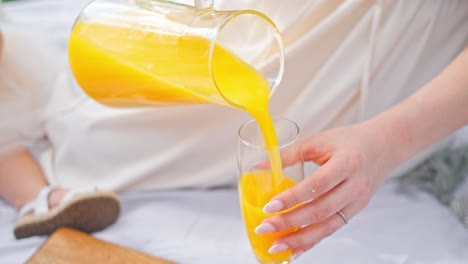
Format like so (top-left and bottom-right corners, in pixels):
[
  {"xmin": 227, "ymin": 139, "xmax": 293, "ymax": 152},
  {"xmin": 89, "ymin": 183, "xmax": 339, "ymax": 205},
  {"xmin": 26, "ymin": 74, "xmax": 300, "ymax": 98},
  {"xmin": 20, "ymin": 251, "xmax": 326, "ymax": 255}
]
[
  {"xmin": 263, "ymin": 200, "xmax": 284, "ymax": 213},
  {"xmin": 292, "ymin": 250, "xmax": 304, "ymax": 261},
  {"xmin": 254, "ymin": 222, "xmax": 277, "ymax": 234},
  {"xmin": 268, "ymin": 243, "xmax": 290, "ymax": 254}
]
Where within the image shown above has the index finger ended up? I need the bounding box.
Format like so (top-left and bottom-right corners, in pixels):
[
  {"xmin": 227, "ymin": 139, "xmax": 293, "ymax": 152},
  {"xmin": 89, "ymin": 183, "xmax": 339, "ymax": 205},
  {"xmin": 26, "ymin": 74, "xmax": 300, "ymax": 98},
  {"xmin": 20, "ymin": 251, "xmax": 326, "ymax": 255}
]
[{"xmin": 263, "ymin": 156, "xmax": 347, "ymax": 214}]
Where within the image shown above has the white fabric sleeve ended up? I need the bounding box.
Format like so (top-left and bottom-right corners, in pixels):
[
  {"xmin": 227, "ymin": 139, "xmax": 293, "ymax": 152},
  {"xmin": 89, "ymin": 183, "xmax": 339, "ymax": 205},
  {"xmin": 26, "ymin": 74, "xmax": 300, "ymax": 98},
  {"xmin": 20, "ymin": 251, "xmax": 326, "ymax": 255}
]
[{"xmin": 0, "ymin": 20, "xmax": 58, "ymax": 157}]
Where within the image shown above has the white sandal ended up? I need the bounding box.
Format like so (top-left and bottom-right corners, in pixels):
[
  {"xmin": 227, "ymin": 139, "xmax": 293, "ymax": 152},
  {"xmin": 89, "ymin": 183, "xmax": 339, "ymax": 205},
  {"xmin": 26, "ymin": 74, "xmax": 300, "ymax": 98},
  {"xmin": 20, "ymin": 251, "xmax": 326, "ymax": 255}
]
[{"xmin": 14, "ymin": 186, "xmax": 120, "ymax": 239}]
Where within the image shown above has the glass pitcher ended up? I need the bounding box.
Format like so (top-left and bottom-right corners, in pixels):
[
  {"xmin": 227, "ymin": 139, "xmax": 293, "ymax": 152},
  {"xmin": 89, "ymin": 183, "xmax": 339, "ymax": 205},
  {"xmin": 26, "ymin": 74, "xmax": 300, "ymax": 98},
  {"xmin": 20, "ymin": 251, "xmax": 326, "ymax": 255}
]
[{"xmin": 68, "ymin": 0, "xmax": 284, "ymax": 109}]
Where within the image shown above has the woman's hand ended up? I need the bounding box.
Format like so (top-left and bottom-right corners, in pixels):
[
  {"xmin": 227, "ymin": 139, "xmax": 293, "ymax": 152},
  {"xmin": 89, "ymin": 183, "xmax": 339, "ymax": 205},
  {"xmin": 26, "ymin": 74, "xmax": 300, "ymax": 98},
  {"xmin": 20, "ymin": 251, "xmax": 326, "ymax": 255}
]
[
  {"xmin": 254, "ymin": 121, "xmax": 402, "ymax": 258},
  {"xmin": 0, "ymin": 31, "xmax": 3, "ymax": 57},
  {"xmin": 253, "ymin": 45, "xmax": 468, "ymax": 258}
]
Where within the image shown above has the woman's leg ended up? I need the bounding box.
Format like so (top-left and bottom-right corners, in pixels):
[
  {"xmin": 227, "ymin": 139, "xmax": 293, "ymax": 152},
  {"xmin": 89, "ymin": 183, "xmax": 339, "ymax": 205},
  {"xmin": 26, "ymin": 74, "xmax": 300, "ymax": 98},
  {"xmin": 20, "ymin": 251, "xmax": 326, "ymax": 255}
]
[
  {"xmin": 1, "ymin": 148, "xmax": 119, "ymax": 240},
  {"xmin": 0, "ymin": 148, "xmax": 66, "ymax": 211}
]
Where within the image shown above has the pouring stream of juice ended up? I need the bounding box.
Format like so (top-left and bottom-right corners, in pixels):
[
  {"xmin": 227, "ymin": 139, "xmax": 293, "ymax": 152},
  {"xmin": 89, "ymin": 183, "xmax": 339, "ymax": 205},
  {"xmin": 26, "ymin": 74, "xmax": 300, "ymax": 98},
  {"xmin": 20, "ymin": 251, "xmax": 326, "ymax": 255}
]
[{"xmin": 69, "ymin": 22, "xmax": 292, "ymax": 263}]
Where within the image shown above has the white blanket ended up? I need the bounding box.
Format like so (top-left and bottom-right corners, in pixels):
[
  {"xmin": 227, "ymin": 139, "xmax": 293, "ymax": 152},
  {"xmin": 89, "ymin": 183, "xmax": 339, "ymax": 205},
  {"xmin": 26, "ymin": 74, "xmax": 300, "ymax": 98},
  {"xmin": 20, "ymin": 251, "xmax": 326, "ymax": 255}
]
[{"xmin": 1, "ymin": 181, "xmax": 468, "ymax": 264}]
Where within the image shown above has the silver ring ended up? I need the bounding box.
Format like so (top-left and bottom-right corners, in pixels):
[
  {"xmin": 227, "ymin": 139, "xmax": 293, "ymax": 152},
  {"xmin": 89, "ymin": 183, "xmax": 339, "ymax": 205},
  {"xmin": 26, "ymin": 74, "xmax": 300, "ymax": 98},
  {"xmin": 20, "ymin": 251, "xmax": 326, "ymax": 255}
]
[{"xmin": 337, "ymin": 210, "xmax": 349, "ymax": 224}]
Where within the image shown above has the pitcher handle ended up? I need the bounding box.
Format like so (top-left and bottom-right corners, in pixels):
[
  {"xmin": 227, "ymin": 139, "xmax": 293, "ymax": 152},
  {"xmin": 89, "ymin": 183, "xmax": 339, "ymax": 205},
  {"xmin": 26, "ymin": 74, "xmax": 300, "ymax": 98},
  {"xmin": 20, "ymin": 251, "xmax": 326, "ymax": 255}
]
[{"xmin": 194, "ymin": 0, "xmax": 214, "ymax": 10}]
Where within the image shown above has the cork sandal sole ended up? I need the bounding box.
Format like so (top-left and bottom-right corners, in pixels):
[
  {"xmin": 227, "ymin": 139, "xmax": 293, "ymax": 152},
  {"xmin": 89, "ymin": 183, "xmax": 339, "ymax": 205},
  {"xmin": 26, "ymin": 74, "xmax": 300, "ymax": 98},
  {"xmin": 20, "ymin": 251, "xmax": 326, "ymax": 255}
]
[{"xmin": 14, "ymin": 192, "xmax": 120, "ymax": 239}]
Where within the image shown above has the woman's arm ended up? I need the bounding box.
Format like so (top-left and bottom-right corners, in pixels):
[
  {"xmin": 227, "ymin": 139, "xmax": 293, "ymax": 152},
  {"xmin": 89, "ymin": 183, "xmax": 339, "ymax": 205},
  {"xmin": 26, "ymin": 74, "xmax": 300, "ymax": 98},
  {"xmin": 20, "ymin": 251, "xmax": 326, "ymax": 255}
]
[
  {"xmin": 254, "ymin": 45, "xmax": 468, "ymax": 257},
  {"xmin": 372, "ymin": 45, "xmax": 468, "ymax": 169}
]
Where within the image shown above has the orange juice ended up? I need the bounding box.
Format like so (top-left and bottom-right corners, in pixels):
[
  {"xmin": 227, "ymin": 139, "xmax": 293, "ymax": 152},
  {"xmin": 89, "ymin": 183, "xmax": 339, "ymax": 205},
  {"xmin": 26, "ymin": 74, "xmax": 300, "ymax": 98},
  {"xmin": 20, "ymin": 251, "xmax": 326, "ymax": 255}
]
[
  {"xmin": 68, "ymin": 22, "xmax": 271, "ymax": 108},
  {"xmin": 69, "ymin": 22, "xmax": 295, "ymax": 263},
  {"xmin": 240, "ymin": 171, "xmax": 297, "ymax": 263}
]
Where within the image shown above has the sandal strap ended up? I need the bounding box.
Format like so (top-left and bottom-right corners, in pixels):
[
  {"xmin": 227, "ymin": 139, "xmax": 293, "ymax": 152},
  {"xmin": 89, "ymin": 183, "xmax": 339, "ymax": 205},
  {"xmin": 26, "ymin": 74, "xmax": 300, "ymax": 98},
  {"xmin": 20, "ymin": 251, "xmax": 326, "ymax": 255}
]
[
  {"xmin": 18, "ymin": 201, "xmax": 36, "ymax": 218},
  {"xmin": 18, "ymin": 185, "xmax": 60, "ymax": 217}
]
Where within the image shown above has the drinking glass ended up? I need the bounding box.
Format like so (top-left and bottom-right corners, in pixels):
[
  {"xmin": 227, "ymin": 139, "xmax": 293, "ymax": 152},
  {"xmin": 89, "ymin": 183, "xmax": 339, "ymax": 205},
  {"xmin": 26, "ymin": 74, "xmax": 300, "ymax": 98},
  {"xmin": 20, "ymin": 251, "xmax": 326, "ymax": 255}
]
[{"xmin": 237, "ymin": 117, "xmax": 304, "ymax": 264}]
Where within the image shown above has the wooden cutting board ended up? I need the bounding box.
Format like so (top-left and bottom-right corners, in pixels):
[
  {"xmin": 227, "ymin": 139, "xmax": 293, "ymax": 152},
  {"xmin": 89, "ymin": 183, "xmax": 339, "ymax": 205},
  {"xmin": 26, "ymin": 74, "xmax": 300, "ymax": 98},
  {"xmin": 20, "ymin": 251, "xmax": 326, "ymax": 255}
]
[{"xmin": 27, "ymin": 228, "xmax": 176, "ymax": 264}]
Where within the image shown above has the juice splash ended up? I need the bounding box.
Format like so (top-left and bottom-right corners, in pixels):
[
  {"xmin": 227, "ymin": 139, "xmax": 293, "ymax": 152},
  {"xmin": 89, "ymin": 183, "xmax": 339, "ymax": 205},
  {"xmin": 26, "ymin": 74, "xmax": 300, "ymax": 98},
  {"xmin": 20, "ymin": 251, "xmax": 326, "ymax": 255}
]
[{"xmin": 69, "ymin": 22, "xmax": 294, "ymax": 263}]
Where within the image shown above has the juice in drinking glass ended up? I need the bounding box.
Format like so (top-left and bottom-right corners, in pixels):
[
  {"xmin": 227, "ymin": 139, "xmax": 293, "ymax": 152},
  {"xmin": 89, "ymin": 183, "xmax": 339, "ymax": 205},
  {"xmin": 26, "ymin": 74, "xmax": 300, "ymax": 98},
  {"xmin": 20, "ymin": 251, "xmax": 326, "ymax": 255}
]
[{"xmin": 238, "ymin": 118, "xmax": 303, "ymax": 264}]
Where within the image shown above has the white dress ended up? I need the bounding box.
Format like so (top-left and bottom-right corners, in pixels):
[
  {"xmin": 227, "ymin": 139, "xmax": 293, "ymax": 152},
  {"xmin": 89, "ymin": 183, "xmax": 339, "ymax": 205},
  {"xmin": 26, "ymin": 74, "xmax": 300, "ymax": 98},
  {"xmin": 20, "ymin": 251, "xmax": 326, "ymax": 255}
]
[
  {"xmin": 0, "ymin": 14, "xmax": 58, "ymax": 157},
  {"xmin": 2, "ymin": 0, "xmax": 467, "ymax": 191}
]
